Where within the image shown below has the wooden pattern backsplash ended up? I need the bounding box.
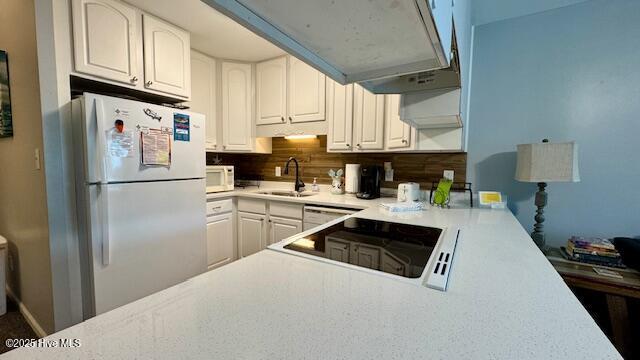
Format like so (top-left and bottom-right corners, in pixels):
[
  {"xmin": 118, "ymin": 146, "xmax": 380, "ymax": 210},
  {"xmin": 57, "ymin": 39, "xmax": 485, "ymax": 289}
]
[{"xmin": 207, "ymin": 136, "xmax": 466, "ymax": 188}]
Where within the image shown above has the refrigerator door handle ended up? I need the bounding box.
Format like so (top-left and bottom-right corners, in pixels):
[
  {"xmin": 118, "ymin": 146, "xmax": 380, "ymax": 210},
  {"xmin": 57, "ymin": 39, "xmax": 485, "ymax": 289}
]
[
  {"xmin": 98, "ymin": 183, "xmax": 110, "ymax": 265},
  {"xmin": 94, "ymin": 98, "xmax": 109, "ymax": 184}
]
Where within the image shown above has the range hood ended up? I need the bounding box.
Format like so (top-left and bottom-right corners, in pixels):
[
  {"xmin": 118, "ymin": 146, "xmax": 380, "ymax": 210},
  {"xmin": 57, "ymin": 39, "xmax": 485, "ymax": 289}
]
[{"xmin": 202, "ymin": 0, "xmax": 459, "ymax": 94}]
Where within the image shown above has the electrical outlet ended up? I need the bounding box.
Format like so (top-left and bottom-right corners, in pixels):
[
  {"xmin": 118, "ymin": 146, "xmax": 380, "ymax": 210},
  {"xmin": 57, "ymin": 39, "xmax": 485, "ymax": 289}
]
[
  {"xmin": 443, "ymin": 170, "xmax": 454, "ymax": 181},
  {"xmin": 275, "ymin": 166, "xmax": 281, "ymax": 177}
]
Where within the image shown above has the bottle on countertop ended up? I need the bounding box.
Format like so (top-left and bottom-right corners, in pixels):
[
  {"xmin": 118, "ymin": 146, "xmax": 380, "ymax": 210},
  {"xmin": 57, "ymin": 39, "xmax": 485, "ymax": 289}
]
[{"xmin": 311, "ymin": 178, "xmax": 320, "ymax": 192}]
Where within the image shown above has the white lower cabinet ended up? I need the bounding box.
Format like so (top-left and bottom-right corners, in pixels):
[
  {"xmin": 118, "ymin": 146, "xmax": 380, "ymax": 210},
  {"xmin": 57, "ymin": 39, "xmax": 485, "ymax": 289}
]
[
  {"xmin": 206, "ymin": 213, "xmax": 234, "ymax": 270},
  {"xmin": 350, "ymin": 244, "xmax": 380, "ymax": 270},
  {"xmin": 268, "ymin": 216, "xmax": 302, "ymax": 245},
  {"xmin": 381, "ymin": 252, "xmax": 406, "ymax": 276},
  {"xmin": 238, "ymin": 211, "xmax": 268, "ymax": 258},
  {"xmin": 326, "ymin": 238, "xmax": 350, "ymax": 263}
]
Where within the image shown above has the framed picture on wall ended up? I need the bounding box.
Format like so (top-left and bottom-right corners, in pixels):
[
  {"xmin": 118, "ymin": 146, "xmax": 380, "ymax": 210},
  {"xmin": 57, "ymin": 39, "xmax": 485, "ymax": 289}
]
[{"xmin": 0, "ymin": 50, "xmax": 13, "ymax": 138}]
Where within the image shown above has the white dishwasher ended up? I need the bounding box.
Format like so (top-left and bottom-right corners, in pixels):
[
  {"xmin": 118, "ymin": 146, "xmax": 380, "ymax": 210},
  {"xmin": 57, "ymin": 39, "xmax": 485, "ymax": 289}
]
[{"xmin": 303, "ymin": 206, "xmax": 358, "ymax": 231}]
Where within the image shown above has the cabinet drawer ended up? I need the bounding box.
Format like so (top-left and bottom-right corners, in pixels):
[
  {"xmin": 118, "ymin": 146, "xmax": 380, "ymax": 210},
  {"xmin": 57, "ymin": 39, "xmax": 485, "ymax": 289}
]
[
  {"xmin": 269, "ymin": 201, "xmax": 303, "ymax": 219},
  {"xmin": 207, "ymin": 199, "xmax": 232, "ymax": 216},
  {"xmin": 238, "ymin": 198, "xmax": 267, "ymax": 214}
]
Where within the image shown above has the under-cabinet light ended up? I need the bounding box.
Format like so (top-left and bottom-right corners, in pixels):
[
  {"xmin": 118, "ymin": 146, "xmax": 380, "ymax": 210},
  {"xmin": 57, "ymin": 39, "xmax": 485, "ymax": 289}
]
[{"xmin": 284, "ymin": 135, "xmax": 317, "ymax": 140}]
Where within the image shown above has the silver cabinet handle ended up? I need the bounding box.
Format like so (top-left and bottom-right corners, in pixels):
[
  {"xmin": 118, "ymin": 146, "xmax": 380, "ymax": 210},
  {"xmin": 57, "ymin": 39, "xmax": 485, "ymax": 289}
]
[
  {"xmin": 356, "ymin": 144, "xmax": 361, "ymax": 148},
  {"xmin": 145, "ymin": 81, "xmax": 153, "ymax": 86},
  {"xmin": 402, "ymin": 139, "xmax": 408, "ymax": 143},
  {"xmin": 288, "ymin": 116, "xmax": 293, "ymax": 122},
  {"xmin": 130, "ymin": 76, "xmax": 138, "ymax": 83},
  {"xmin": 281, "ymin": 116, "xmax": 285, "ymax": 122},
  {"xmin": 346, "ymin": 144, "xmax": 350, "ymax": 148}
]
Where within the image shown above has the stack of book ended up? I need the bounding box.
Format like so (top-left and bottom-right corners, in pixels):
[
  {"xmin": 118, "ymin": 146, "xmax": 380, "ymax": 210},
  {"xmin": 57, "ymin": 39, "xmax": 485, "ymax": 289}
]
[{"xmin": 562, "ymin": 236, "xmax": 625, "ymax": 268}]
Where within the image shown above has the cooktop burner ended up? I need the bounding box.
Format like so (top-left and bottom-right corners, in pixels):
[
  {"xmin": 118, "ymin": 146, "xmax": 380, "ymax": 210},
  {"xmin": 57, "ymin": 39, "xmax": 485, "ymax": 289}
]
[{"xmin": 284, "ymin": 218, "xmax": 442, "ymax": 278}]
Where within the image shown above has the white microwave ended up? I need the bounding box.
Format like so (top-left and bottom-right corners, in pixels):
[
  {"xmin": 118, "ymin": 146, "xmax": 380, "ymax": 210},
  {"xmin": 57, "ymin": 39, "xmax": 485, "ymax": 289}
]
[{"xmin": 206, "ymin": 165, "xmax": 234, "ymax": 193}]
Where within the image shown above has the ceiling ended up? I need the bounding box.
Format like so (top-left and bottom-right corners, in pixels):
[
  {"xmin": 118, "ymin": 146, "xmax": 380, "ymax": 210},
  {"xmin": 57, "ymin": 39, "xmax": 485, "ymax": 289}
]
[
  {"xmin": 126, "ymin": 0, "xmax": 286, "ymax": 61},
  {"xmin": 473, "ymin": 0, "xmax": 591, "ymax": 25}
]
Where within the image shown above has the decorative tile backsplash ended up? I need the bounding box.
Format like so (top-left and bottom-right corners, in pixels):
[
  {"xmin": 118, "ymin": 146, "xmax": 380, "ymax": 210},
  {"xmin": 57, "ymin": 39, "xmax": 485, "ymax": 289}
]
[{"xmin": 207, "ymin": 136, "xmax": 466, "ymax": 188}]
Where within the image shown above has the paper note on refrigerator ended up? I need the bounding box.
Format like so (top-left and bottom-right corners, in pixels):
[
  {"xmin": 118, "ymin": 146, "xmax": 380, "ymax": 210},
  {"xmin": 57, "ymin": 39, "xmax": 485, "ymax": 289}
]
[
  {"xmin": 108, "ymin": 129, "xmax": 134, "ymax": 158},
  {"xmin": 141, "ymin": 128, "xmax": 171, "ymax": 166}
]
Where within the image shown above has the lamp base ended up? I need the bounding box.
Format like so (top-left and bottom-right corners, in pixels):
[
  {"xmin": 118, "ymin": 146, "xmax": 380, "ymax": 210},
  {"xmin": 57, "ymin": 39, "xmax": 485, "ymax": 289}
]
[{"xmin": 531, "ymin": 182, "xmax": 548, "ymax": 252}]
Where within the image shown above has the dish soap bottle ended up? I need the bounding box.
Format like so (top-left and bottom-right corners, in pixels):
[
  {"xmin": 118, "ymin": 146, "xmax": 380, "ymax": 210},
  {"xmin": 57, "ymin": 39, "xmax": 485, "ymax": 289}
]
[{"xmin": 311, "ymin": 178, "xmax": 320, "ymax": 192}]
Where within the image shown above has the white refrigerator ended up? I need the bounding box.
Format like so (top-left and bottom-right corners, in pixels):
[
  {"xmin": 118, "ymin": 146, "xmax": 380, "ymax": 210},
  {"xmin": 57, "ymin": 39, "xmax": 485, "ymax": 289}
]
[{"xmin": 72, "ymin": 93, "xmax": 207, "ymax": 318}]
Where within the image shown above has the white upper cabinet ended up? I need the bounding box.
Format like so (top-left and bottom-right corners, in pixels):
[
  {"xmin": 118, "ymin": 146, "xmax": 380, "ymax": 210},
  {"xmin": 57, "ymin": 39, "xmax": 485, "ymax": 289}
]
[
  {"xmin": 189, "ymin": 51, "xmax": 216, "ymax": 150},
  {"xmin": 221, "ymin": 61, "xmax": 253, "ymax": 151},
  {"xmin": 385, "ymin": 94, "xmax": 413, "ymax": 150},
  {"xmin": 256, "ymin": 57, "xmax": 287, "ymax": 126},
  {"xmin": 142, "ymin": 14, "xmax": 191, "ymax": 98},
  {"xmin": 326, "ymin": 80, "xmax": 353, "ymax": 151},
  {"xmin": 288, "ymin": 56, "xmax": 325, "ymax": 123},
  {"xmin": 72, "ymin": 0, "xmax": 139, "ymax": 85},
  {"xmin": 353, "ymin": 84, "xmax": 384, "ymax": 151}
]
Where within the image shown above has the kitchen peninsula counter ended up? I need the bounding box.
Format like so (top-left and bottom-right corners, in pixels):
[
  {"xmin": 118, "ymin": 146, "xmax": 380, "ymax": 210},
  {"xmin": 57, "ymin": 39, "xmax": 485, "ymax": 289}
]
[{"xmin": 3, "ymin": 202, "xmax": 620, "ymax": 359}]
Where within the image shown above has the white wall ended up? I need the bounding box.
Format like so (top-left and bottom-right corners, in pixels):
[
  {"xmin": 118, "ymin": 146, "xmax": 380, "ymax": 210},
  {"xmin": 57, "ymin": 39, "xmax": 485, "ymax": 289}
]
[
  {"xmin": 467, "ymin": 0, "xmax": 640, "ymax": 247},
  {"xmin": 0, "ymin": 0, "xmax": 54, "ymax": 335}
]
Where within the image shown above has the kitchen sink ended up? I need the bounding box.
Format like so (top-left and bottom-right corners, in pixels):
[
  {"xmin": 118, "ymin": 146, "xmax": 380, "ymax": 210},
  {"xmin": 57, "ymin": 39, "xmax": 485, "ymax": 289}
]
[{"xmin": 255, "ymin": 190, "xmax": 316, "ymax": 198}]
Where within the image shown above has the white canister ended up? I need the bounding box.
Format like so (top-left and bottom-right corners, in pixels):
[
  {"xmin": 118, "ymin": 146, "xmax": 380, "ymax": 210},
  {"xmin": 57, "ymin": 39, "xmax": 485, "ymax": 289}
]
[
  {"xmin": 345, "ymin": 164, "xmax": 361, "ymax": 194},
  {"xmin": 397, "ymin": 182, "xmax": 421, "ymax": 202}
]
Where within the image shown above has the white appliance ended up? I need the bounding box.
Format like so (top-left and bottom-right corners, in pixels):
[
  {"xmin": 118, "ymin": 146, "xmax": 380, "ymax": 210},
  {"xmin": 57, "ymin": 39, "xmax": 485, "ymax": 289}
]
[
  {"xmin": 344, "ymin": 164, "xmax": 360, "ymax": 194},
  {"xmin": 397, "ymin": 182, "xmax": 421, "ymax": 202},
  {"xmin": 303, "ymin": 205, "xmax": 358, "ymax": 231},
  {"xmin": 206, "ymin": 165, "xmax": 234, "ymax": 193},
  {"xmin": 206, "ymin": 199, "xmax": 234, "ymax": 270},
  {"xmin": 71, "ymin": 93, "xmax": 207, "ymax": 318},
  {"xmin": 204, "ymin": 0, "xmax": 457, "ymax": 94}
]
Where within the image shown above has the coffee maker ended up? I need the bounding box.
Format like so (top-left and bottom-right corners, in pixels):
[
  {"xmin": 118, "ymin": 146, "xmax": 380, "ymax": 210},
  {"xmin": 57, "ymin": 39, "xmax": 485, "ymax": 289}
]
[{"xmin": 356, "ymin": 166, "xmax": 382, "ymax": 199}]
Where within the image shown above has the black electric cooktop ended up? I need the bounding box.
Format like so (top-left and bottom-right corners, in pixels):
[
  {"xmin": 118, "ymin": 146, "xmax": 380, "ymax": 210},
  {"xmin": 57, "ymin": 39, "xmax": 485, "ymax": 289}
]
[{"xmin": 284, "ymin": 218, "xmax": 442, "ymax": 278}]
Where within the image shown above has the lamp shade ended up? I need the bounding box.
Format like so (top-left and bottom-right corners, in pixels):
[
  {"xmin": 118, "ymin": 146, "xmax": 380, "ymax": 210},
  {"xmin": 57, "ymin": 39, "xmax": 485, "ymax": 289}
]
[{"xmin": 515, "ymin": 142, "xmax": 580, "ymax": 182}]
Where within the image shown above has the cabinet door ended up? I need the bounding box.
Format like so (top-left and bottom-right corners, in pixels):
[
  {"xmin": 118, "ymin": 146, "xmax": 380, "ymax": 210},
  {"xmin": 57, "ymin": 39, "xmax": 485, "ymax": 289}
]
[
  {"xmin": 381, "ymin": 251, "xmax": 406, "ymax": 276},
  {"xmin": 72, "ymin": 0, "xmax": 139, "ymax": 85},
  {"xmin": 142, "ymin": 14, "xmax": 191, "ymax": 98},
  {"xmin": 221, "ymin": 62, "xmax": 253, "ymax": 151},
  {"xmin": 256, "ymin": 57, "xmax": 287, "ymax": 126},
  {"xmin": 206, "ymin": 213, "xmax": 234, "ymax": 270},
  {"xmin": 238, "ymin": 212, "xmax": 267, "ymax": 258},
  {"xmin": 189, "ymin": 51, "xmax": 217, "ymax": 150},
  {"xmin": 326, "ymin": 80, "xmax": 354, "ymax": 151},
  {"xmin": 353, "ymin": 84, "xmax": 385, "ymax": 150},
  {"xmin": 325, "ymin": 239, "xmax": 350, "ymax": 263},
  {"xmin": 268, "ymin": 216, "xmax": 302, "ymax": 245},
  {"xmin": 385, "ymin": 94, "xmax": 412, "ymax": 150},
  {"xmin": 288, "ymin": 56, "xmax": 325, "ymax": 123},
  {"xmin": 351, "ymin": 244, "xmax": 380, "ymax": 270}
]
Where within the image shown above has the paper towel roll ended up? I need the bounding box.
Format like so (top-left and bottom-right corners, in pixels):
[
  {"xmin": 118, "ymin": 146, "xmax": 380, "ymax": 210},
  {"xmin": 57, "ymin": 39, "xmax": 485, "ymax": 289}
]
[{"xmin": 345, "ymin": 164, "xmax": 361, "ymax": 194}]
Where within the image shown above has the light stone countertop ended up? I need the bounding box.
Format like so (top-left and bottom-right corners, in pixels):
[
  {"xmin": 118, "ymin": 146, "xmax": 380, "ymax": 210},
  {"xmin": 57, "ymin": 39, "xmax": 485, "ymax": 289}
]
[{"xmin": 3, "ymin": 184, "xmax": 621, "ymax": 359}]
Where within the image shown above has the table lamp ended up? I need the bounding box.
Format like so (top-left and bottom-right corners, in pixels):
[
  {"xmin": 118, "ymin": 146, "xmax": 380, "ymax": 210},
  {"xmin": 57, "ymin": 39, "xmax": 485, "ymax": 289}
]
[{"xmin": 515, "ymin": 139, "xmax": 580, "ymax": 251}]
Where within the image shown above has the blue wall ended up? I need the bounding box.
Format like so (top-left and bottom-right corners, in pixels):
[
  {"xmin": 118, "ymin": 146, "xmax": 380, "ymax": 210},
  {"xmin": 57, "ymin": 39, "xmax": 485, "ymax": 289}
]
[{"xmin": 467, "ymin": 0, "xmax": 640, "ymax": 246}]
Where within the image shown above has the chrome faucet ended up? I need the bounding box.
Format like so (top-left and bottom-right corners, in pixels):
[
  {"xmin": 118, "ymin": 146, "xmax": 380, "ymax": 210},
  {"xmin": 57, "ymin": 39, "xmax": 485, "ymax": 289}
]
[{"xmin": 284, "ymin": 157, "xmax": 305, "ymax": 192}]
